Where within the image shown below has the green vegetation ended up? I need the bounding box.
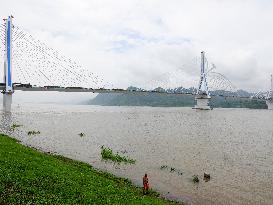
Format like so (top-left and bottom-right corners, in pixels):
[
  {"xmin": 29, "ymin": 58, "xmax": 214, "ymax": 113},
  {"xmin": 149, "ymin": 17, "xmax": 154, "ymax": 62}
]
[
  {"xmin": 78, "ymin": 132, "xmax": 85, "ymax": 137},
  {"xmin": 160, "ymin": 165, "xmax": 168, "ymax": 169},
  {"xmin": 101, "ymin": 146, "xmax": 136, "ymax": 164},
  {"xmin": 192, "ymin": 175, "xmax": 199, "ymax": 183},
  {"xmin": 10, "ymin": 123, "xmax": 22, "ymax": 131},
  {"xmin": 210, "ymin": 97, "xmax": 267, "ymax": 109},
  {"xmin": 89, "ymin": 93, "xmax": 194, "ymax": 107},
  {"xmin": 27, "ymin": 130, "xmax": 41, "ymax": 135},
  {"xmin": 0, "ymin": 134, "xmax": 180, "ymax": 204},
  {"xmin": 160, "ymin": 165, "xmax": 183, "ymax": 176},
  {"xmin": 89, "ymin": 88, "xmax": 267, "ymax": 109}
]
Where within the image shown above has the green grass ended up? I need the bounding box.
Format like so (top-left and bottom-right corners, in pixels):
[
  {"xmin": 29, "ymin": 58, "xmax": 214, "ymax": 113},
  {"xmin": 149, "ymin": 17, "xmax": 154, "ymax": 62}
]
[
  {"xmin": 101, "ymin": 146, "xmax": 136, "ymax": 164},
  {"xmin": 0, "ymin": 134, "xmax": 180, "ymax": 204}
]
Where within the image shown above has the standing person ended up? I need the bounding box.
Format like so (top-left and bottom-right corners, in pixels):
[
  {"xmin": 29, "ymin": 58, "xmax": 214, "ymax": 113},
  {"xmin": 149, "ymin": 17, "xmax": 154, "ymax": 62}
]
[{"xmin": 143, "ymin": 173, "xmax": 149, "ymax": 195}]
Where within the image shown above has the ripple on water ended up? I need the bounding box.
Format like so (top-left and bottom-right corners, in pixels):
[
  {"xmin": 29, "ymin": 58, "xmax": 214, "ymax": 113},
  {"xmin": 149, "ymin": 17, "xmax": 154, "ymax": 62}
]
[{"xmin": 2, "ymin": 104, "xmax": 273, "ymax": 205}]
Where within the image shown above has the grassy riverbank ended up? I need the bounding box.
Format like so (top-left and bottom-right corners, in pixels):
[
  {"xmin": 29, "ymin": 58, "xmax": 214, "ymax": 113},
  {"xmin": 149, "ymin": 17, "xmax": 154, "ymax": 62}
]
[{"xmin": 0, "ymin": 134, "xmax": 180, "ymax": 204}]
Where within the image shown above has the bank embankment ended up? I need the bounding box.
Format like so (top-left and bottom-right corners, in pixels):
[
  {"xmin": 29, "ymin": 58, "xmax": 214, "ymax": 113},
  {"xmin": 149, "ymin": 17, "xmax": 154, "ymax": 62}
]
[{"xmin": 0, "ymin": 134, "xmax": 181, "ymax": 204}]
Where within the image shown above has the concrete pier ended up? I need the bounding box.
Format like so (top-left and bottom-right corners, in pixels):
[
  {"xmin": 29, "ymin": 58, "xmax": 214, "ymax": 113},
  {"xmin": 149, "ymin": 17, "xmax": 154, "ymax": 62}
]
[
  {"xmin": 266, "ymin": 100, "xmax": 273, "ymax": 110},
  {"xmin": 194, "ymin": 94, "xmax": 211, "ymax": 110},
  {"xmin": 193, "ymin": 51, "xmax": 211, "ymax": 110},
  {"xmin": 3, "ymin": 93, "xmax": 12, "ymax": 112}
]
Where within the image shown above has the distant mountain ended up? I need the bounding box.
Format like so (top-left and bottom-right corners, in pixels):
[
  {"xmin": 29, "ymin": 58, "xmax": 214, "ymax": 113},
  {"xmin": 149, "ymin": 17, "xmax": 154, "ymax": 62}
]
[{"xmin": 88, "ymin": 86, "xmax": 267, "ymax": 109}]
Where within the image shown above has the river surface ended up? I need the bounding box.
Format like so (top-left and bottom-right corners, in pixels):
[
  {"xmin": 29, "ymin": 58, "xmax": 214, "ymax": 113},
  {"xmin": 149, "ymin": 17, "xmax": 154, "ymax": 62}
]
[{"xmin": 1, "ymin": 104, "xmax": 273, "ymax": 205}]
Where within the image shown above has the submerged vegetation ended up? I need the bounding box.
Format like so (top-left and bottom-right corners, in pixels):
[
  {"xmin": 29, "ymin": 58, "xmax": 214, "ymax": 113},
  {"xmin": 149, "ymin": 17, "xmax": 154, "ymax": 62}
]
[
  {"xmin": 192, "ymin": 175, "xmax": 199, "ymax": 183},
  {"xmin": 27, "ymin": 130, "xmax": 41, "ymax": 135},
  {"xmin": 0, "ymin": 134, "xmax": 180, "ymax": 204},
  {"xmin": 160, "ymin": 165, "xmax": 183, "ymax": 176},
  {"xmin": 10, "ymin": 123, "xmax": 22, "ymax": 131},
  {"xmin": 78, "ymin": 132, "xmax": 85, "ymax": 137},
  {"xmin": 160, "ymin": 165, "xmax": 168, "ymax": 169},
  {"xmin": 101, "ymin": 146, "xmax": 136, "ymax": 164}
]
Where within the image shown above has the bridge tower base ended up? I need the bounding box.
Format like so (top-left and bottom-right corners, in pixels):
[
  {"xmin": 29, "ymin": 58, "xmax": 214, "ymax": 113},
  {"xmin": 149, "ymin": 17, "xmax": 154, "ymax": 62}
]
[
  {"xmin": 266, "ymin": 100, "xmax": 273, "ymax": 110},
  {"xmin": 193, "ymin": 94, "xmax": 211, "ymax": 110},
  {"xmin": 3, "ymin": 93, "xmax": 12, "ymax": 112},
  {"xmin": 193, "ymin": 51, "xmax": 211, "ymax": 110},
  {"xmin": 2, "ymin": 16, "xmax": 13, "ymax": 112}
]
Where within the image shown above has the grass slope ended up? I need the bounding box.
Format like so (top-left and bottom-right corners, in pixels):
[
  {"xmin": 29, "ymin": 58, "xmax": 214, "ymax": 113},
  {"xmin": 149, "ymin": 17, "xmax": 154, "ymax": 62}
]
[{"xmin": 0, "ymin": 134, "xmax": 179, "ymax": 205}]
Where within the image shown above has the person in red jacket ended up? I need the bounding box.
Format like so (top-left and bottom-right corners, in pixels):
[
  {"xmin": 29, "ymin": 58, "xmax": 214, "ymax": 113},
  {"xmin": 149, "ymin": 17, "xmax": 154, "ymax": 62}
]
[{"xmin": 143, "ymin": 173, "xmax": 149, "ymax": 195}]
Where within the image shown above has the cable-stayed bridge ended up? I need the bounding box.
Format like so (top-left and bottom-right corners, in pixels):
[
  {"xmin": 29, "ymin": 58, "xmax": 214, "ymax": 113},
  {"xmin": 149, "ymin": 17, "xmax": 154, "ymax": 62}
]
[{"xmin": 1, "ymin": 15, "xmax": 272, "ymax": 111}]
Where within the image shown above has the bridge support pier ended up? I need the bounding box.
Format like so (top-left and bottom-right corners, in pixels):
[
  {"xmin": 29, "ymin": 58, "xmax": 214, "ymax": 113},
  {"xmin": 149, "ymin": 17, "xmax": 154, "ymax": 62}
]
[
  {"xmin": 266, "ymin": 100, "xmax": 273, "ymax": 110},
  {"xmin": 2, "ymin": 16, "xmax": 13, "ymax": 112},
  {"xmin": 193, "ymin": 51, "xmax": 211, "ymax": 110},
  {"xmin": 3, "ymin": 93, "xmax": 12, "ymax": 112},
  {"xmin": 193, "ymin": 94, "xmax": 211, "ymax": 110}
]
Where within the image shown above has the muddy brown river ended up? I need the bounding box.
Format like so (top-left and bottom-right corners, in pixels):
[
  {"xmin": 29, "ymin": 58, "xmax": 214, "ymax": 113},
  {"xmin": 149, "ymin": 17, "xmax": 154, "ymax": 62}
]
[{"xmin": 1, "ymin": 104, "xmax": 273, "ymax": 205}]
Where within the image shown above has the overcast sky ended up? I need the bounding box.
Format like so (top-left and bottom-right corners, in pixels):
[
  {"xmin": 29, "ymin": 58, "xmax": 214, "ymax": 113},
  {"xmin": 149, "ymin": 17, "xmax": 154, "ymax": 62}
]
[{"xmin": 1, "ymin": 0, "xmax": 273, "ymax": 92}]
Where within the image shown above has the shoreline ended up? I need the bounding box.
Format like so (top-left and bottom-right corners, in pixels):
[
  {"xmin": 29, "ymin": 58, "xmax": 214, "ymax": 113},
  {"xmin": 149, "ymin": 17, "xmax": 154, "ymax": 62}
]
[{"xmin": 0, "ymin": 134, "xmax": 183, "ymax": 204}]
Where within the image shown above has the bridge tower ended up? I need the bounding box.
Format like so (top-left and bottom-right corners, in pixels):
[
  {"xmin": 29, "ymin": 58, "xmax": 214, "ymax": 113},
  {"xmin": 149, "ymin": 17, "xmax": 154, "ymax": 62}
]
[
  {"xmin": 266, "ymin": 74, "xmax": 273, "ymax": 110},
  {"xmin": 193, "ymin": 51, "xmax": 211, "ymax": 110},
  {"xmin": 2, "ymin": 15, "xmax": 13, "ymax": 112}
]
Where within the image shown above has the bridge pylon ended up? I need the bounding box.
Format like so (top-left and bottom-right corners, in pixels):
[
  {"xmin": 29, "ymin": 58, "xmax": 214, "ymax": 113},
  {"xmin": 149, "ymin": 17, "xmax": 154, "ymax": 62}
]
[
  {"xmin": 2, "ymin": 15, "xmax": 14, "ymax": 112},
  {"xmin": 266, "ymin": 74, "xmax": 273, "ymax": 110},
  {"xmin": 193, "ymin": 51, "xmax": 211, "ymax": 110}
]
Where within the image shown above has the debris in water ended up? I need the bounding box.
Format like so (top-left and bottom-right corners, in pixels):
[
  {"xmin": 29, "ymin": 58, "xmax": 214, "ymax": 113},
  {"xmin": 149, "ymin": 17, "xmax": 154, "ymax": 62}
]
[
  {"xmin": 170, "ymin": 167, "xmax": 175, "ymax": 172},
  {"xmin": 203, "ymin": 173, "xmax": 210, "ymax": 182},
  {"xmin": 78, "ymin": 132, "xmax": 85, "ymax": 137},
  {"xmin": 10, "ymin": 123, "xmax": 22, "ymax": 131},
  {"xmin": 27, "ymin": 130, "xmax": 41, "ymax": 135},
  {"xmin": 160, "ymin": 165, "xmax": 168, "ymax": 170},
  {"xmin": 159, "ymin": 165, "xmax": 182, "ymax": 175}
]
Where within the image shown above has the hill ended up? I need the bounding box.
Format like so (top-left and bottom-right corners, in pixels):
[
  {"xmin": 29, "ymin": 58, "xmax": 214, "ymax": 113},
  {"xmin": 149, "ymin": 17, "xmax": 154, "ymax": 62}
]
[{"xmin": 88, "ymin": 87, "xmax": 267, "ymax": 109}]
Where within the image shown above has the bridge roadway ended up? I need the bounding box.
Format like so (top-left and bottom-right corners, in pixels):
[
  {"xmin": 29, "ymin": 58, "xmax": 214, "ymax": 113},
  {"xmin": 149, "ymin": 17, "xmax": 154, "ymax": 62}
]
[{"xmin": 0, "ymin": 86, "xmax": 255, "ymax": 100}]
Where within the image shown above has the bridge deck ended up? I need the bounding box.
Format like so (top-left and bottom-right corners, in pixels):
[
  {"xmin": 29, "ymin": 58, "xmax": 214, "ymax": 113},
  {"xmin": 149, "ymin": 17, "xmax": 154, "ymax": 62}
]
[{"xmin": 0, "ymin": 86, "xmax": 256, "ymax": 100}]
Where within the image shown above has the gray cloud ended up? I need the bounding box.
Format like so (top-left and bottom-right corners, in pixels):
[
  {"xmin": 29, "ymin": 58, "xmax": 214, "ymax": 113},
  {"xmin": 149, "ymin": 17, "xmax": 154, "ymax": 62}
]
[{"xmin": 1, "ymin": 0, "xmax": 273, "ymax": 93}]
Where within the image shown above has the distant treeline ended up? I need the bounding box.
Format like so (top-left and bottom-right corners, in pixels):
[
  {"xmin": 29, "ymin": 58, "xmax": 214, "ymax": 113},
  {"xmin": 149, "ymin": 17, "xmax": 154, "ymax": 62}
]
[{"xmin": 88, "ymin": 86, "xmax": 267, "ymax": 109}]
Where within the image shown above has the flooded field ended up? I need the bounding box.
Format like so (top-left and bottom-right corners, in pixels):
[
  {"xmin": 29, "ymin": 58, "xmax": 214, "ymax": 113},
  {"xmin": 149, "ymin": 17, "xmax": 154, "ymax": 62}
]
[{"xmin": 1, "ymin": 104, "xmax": 273, "ymax": 205}]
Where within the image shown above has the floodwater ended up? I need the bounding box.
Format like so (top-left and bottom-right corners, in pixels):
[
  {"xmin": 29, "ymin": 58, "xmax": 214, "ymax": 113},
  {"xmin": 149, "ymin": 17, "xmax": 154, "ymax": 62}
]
[{"xmin": 1, "ymin": 104, "xmax": 273, "ymax": 205}]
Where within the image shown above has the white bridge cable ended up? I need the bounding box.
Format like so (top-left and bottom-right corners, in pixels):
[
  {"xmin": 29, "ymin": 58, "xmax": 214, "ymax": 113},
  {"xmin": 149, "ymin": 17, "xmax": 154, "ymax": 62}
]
[
  {"xmin": 13, "ymin": 50, "xmax": 53, "ymax": 86},
  {"xmin": 13, "ymin": 31, "xmax": 87, "ymax": 86},
  {"xmin": 12, "ymin": 41, "xmax": 54, "ymax": 85},
  {"xmin": 253, "ymin": 75, "xmax": 273, "ymax": 100},
  {"xmin": 0, "ymin": 21, "xmax": 247, "ymax": 99},
  {"xmin": 253, "ymin": 90, "xmax": 272, "ymax": 100},
  {"xmin": 11, "ymin": 25, "xmax": 107, "ymax": 88},
  {"xmin": 25, "ymin": 32, "xmax": 104, "ymax": 86},
  {"xmin": 207, "ymin": 72, "xmax": 238, "ymax": 94},
  {"xmin": 140, "ymin": 56, "xmax": 238, "ymax": 96},
  {"xmin": 141, "ymin": 57, "xmax": 201, "ymax": 91}
]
